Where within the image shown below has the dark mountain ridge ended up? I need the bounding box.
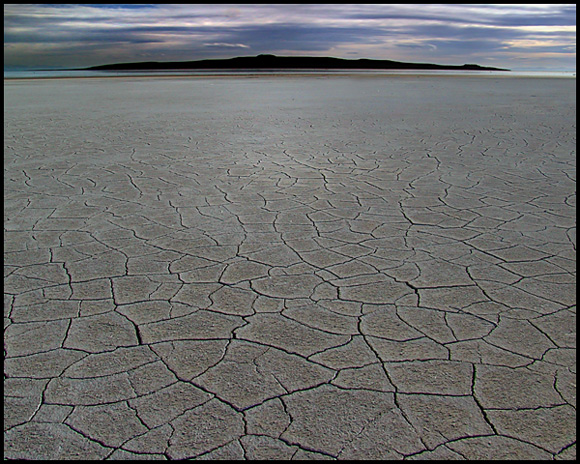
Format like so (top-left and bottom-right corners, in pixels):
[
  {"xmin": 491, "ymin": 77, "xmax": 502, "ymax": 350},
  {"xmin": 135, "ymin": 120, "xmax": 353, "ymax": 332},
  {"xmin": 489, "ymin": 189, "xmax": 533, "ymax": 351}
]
[{"xmin": 83, "ymin": 54, "xmax": 510, "ymax": 72}]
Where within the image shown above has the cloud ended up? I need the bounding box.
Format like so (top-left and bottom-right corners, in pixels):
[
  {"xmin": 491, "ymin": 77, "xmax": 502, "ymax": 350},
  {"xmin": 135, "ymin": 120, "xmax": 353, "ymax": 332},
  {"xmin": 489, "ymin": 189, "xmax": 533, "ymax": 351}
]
[{"xmin": 203, "ymin": 43, "xmax": 249, "ymax": 49}]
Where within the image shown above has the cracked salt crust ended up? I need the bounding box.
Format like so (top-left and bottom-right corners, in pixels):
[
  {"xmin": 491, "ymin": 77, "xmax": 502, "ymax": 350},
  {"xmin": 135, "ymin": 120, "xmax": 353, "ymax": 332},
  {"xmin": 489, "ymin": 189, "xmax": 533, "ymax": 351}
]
[{"xmin": 4, "ymin": 75, "xmax": 576, "ymax": 460}]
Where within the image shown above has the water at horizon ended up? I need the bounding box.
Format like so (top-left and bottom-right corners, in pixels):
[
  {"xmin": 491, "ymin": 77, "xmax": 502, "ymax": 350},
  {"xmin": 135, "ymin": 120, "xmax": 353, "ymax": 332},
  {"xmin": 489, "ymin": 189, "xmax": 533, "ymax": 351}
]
[{"xmin": 4, "ymin": 69, "xmax": 576, "ymax": 80}]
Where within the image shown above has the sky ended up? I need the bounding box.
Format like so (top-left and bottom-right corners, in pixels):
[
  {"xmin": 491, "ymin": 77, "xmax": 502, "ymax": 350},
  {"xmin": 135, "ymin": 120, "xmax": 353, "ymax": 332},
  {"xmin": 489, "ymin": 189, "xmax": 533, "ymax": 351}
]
[{"xmin": 4, "ymin": 4, "xmax": 577, "ymax": 71}]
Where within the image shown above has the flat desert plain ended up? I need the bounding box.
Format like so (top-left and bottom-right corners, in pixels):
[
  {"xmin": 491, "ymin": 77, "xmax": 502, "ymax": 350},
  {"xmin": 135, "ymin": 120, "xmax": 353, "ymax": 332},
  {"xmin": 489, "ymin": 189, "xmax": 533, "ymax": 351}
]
[{"xmin": 4, "ymin": 75, "xmax": 576, "ymax": 459}]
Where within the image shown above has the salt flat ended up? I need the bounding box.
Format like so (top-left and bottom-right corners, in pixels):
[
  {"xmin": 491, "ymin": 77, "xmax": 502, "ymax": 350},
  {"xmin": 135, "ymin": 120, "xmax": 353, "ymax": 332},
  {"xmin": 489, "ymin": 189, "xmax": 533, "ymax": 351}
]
[{"xmin": 4, "ymin": 75, "xmax": 576, "ymax": 459}]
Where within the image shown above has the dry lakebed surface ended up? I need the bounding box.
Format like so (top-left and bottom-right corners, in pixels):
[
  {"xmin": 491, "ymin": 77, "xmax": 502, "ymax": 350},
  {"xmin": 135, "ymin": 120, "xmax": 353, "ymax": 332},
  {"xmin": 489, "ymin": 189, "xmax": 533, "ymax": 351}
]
[{"xmin": 4, "ymin": 74, "xmax": 576, "ymax": 460}]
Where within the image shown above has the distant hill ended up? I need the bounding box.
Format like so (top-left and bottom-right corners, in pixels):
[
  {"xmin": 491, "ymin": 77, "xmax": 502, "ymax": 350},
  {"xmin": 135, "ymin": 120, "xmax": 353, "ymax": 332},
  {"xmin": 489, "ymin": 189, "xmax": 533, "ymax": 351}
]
[{"xmin": 83, "ymin": 54, "xmax": 510, "ymax": 72}]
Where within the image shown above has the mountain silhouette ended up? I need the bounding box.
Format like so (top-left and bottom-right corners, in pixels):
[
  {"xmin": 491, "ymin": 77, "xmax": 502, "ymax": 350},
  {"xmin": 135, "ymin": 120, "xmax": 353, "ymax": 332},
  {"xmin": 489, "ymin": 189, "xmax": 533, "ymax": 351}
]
[{"xmin": 83, "ymin": 54, "xmax": 510, "ymax": 72}]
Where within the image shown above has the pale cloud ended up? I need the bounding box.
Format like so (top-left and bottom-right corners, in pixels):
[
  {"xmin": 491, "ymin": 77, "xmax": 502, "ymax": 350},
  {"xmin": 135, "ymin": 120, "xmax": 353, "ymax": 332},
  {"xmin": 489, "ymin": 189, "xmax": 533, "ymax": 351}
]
[{"xmin": 203, "ymin": 43, "xmax": 250, "ymax": 48}]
